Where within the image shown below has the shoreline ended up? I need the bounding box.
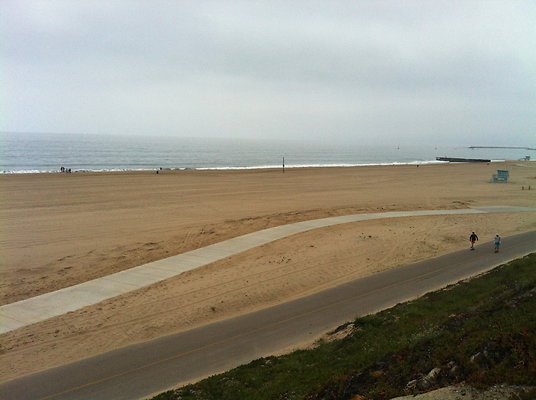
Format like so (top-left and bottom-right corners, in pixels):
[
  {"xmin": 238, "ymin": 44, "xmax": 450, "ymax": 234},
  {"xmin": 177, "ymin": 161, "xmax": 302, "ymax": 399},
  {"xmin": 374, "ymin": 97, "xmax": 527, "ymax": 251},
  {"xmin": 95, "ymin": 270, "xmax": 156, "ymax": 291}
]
[{"xmin": 1, "ymin": 159, "xmax": 524, "ymax": 175}]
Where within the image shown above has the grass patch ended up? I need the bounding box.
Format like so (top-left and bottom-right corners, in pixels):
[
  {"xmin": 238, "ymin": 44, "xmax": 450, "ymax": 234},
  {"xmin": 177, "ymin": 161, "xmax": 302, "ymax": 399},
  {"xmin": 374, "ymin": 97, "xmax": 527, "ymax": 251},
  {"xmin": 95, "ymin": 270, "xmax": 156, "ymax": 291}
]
[{"xmin": 149, "ymin": 254, "xmax": 536, "ymax": 400}]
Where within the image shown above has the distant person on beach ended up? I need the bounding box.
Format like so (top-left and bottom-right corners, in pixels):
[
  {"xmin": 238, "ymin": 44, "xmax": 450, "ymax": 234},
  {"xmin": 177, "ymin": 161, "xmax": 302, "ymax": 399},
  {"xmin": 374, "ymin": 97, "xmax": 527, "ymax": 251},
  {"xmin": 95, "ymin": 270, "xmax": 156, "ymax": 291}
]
[
  {"xmin": 469, "ymin": 231, "xmax": 478, "ymax": 250},
  {"xmin": 494, "ymin": 234, "xmax": 501, "ymax": 253}
]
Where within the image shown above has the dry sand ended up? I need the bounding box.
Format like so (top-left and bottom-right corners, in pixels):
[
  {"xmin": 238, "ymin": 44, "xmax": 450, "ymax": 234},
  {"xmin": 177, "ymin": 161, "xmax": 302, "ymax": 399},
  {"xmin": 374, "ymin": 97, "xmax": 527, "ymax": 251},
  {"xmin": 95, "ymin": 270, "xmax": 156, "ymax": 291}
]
[{"xmin": 1, "ymin": 161, "xmax": 535, "ymax": 382}]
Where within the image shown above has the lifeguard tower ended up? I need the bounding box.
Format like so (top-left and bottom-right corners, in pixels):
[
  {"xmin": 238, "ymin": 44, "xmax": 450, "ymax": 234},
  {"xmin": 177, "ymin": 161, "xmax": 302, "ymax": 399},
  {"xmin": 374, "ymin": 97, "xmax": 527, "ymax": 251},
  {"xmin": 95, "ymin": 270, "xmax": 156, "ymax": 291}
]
[{"xmin": 491, "ymin": 170, "xmax": 509, "ymax": 183}]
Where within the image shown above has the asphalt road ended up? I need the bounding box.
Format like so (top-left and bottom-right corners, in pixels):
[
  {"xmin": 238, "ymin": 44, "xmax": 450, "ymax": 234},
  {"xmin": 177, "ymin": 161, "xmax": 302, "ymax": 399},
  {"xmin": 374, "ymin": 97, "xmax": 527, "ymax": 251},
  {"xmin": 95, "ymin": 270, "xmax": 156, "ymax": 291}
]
[{"xmin": 1, "ymin": 230, "xmax": 535, "ymax": 400}]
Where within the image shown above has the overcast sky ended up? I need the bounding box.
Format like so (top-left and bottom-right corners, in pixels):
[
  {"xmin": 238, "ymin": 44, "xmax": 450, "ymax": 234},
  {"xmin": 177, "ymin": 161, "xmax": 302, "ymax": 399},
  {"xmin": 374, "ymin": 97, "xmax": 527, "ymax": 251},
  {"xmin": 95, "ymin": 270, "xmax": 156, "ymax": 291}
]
[{"xmin": 2, "ymin": 1, "xmax": 535, "ymax": 145}]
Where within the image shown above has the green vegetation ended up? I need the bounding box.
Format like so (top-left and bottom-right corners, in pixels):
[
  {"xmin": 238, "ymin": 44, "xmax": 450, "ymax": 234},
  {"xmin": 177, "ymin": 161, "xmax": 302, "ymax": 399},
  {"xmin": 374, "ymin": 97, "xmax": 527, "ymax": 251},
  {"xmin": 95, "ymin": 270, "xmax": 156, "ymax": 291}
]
[{"xmin": 150, "ymin": 254, "xmax": 536, "ymax": 400}]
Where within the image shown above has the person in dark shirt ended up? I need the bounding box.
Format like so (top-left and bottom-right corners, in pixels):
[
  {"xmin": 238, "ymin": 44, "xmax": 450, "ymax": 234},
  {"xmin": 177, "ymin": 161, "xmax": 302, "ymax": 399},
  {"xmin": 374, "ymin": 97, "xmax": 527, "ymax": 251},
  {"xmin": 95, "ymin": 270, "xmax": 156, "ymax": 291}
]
[{"xmin": 469, "ymin": 232, "xmax": 478, "ymax": 250}]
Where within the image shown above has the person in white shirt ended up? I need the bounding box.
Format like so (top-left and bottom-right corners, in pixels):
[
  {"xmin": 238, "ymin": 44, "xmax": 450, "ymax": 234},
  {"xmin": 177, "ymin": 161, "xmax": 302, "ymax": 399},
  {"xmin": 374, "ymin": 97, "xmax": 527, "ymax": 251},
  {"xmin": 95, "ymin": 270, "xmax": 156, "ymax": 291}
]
[{"xmin": 494, "ymin": 234, "xmax": 501, "ymax": 253}]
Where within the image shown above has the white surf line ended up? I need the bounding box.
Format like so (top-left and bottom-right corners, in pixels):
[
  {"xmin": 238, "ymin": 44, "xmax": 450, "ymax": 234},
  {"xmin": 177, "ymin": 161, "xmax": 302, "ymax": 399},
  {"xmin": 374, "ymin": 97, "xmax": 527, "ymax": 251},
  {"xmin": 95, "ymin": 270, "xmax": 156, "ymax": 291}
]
[{"xmin": 1, "ymin": 206, "xmax": 534, "ymax": 334}]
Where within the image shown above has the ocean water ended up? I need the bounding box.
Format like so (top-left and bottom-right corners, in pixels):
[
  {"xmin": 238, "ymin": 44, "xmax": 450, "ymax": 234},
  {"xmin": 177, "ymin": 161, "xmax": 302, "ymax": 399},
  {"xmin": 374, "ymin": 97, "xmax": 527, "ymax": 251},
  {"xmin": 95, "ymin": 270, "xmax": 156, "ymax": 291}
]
[{"xmin": 0, "ymin": 132, "xmax": 534, "ymax": 174}]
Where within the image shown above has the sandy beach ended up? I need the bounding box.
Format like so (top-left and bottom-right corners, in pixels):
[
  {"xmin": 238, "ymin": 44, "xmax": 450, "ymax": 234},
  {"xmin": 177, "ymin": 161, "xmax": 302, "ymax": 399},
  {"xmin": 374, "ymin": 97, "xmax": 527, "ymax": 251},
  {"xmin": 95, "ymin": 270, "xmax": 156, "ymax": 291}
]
[{"xmin": 1, "ymin": 161, "xmax": 535, "ymax": 382}]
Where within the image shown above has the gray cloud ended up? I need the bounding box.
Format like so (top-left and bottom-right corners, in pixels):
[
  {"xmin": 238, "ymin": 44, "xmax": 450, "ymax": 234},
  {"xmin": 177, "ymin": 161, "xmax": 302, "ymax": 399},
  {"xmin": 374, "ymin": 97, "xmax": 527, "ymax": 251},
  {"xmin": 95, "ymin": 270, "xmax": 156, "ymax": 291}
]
[{"xmin": 2, "ymin": 0, "xmax": 535, "ymax": 145}]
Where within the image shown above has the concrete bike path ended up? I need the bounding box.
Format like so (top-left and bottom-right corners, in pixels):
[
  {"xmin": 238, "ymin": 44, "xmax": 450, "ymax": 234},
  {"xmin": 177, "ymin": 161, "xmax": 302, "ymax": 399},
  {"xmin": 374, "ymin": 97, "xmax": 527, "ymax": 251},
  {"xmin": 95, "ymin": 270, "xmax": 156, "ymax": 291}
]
[
  {"xmin": 1, "ymin": 230, "xmax": 535, "ymax": 400},
  {"xmin": 1, "ymin": 206, "xmax": 533, "ymax": 334}
]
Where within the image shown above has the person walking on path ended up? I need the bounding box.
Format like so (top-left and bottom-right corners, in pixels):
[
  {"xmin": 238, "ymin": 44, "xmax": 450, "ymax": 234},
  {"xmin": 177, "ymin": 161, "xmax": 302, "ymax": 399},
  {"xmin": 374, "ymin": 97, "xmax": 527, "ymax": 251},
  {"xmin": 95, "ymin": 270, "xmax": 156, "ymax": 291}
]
[
  {"xmin": 494, "ymin": 234, "xmax": 501, "ymax": 253},
  {"xmin": 469, "ymin": 231, "xmax": 478, "ymax": 250}
]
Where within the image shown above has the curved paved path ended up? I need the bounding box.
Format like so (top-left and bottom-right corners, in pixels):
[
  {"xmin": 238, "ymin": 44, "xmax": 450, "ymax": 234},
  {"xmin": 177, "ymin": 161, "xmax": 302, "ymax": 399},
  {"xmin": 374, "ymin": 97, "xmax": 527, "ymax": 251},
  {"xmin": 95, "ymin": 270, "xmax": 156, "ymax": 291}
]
[
  {"xmin": 1, "ymin": 230, "xmax": 535, "ymax": 400},
  {"xmin": 1, "ymin": 206, "xmax": 534, "ymax": 334}
]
